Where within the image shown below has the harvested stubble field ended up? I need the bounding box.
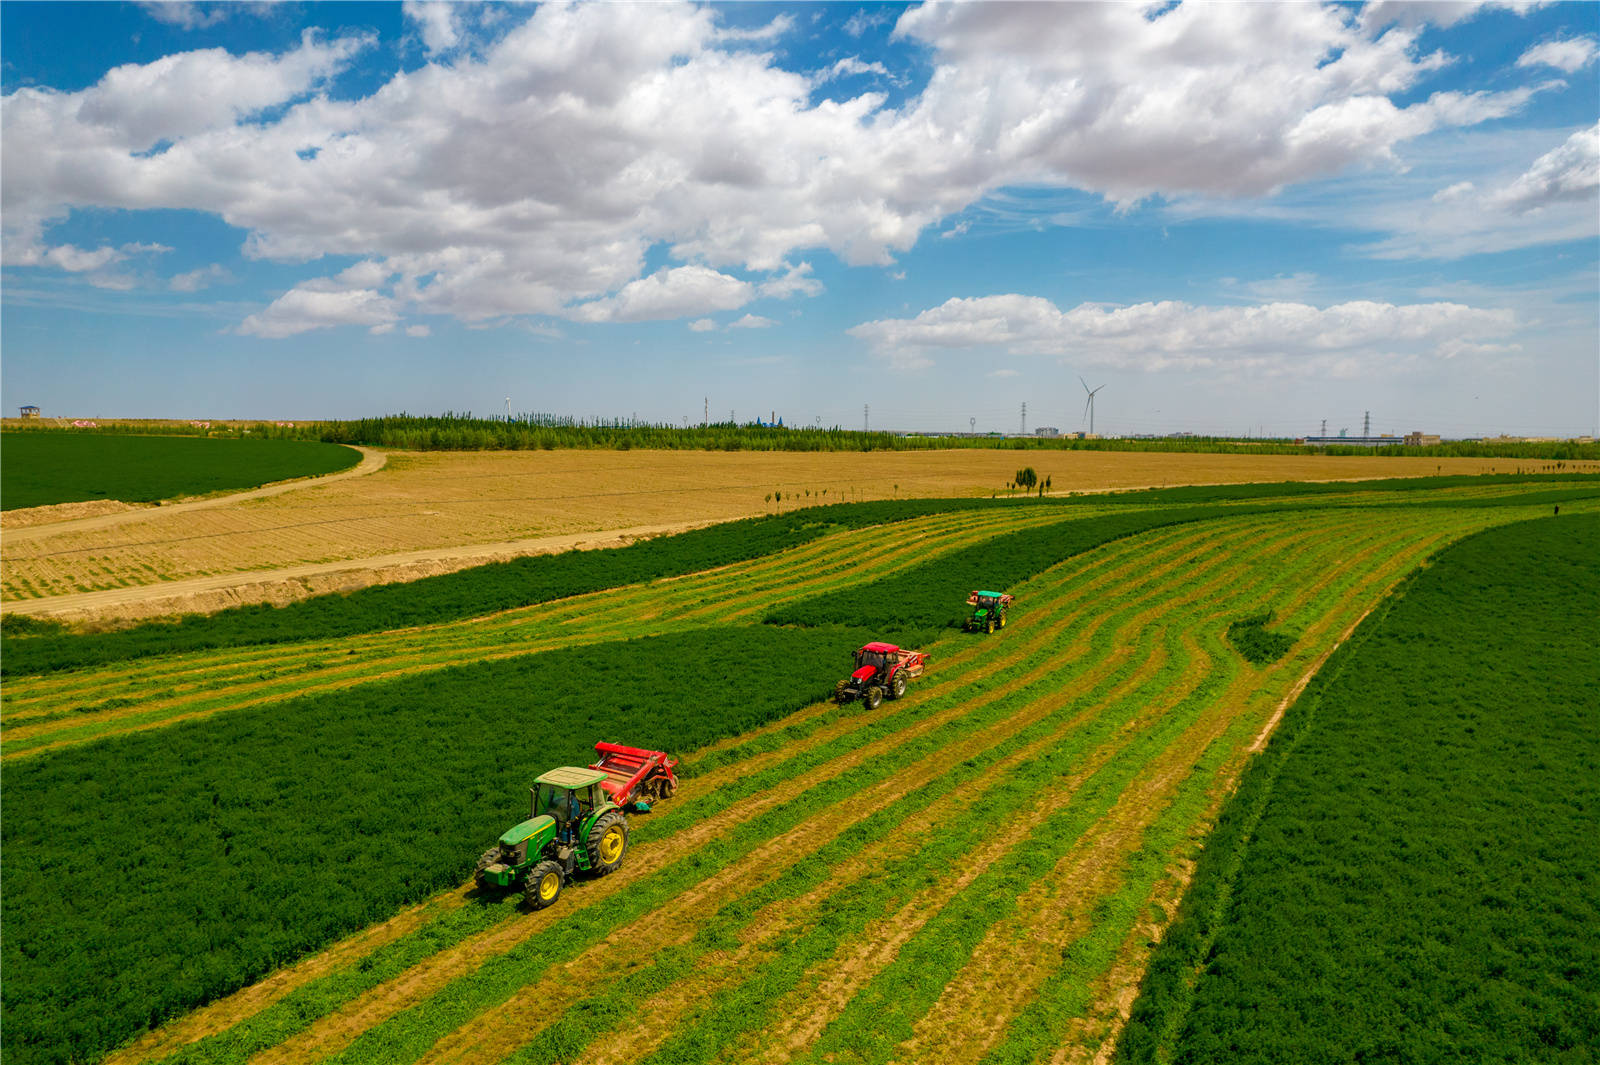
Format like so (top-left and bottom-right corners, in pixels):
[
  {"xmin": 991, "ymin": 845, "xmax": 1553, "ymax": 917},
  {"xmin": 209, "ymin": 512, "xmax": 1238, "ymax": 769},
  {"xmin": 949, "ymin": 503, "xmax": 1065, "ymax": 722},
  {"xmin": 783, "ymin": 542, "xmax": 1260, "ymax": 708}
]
[
  {"xmin": 4, "ymin": 475, "xmax": 1596, "ymax": 1065},
  {"xmin": 0, "ymin": 446, "xmax": 1570, "ymax": 617}
]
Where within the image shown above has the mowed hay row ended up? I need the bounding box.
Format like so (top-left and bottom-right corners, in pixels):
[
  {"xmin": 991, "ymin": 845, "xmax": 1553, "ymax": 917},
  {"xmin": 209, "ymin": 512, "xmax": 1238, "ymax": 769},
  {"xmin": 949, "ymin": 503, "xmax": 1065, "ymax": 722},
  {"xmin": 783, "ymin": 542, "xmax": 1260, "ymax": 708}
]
[
  {"xmin": 0, "ymin": 447, "xmax": 1551, "ymax": 605},
  {"xmin": 103, "ymin": 515, "xmax": 1253, "ymax": 1065},
  {"xmin": 0, "ymin": 505, "xmax": 1084, "ymax": 755},
  {"xmin": 109, "ymin": 505, "xmax": 1440, "ymax": 1061}
]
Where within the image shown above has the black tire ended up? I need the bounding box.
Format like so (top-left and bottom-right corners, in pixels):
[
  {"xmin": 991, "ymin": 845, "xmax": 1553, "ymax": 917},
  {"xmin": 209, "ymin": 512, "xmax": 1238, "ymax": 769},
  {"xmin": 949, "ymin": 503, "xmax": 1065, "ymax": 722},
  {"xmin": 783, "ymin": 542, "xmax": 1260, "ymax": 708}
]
[
  {"xmin": 863, "ymin": 685, "xmax": 884, "ymax": 710},
  {"xmin": 1000, "ymin": 614, "xmax": 1007, "ymax": 629},
  {"xmin": 889, "ymin": 672, "xmax": 907, "ymax": 700},
  {"xmin": 585, "ymin": 810, "xmax": 629, "ymax": 876},
  {"xmin": 475, "ymin": 847, "xmax": 499, "ymax": 878},
  {"xmin": 834, "ymin": 678, "xmax": 852, "ymax": 704},
  {"xmin": 986, "ymin": 619, "xmax": 995, "ymax": 634},
  {"xmin": 523, "ymin": 859, "xmax": 564, "ymax": 909}
]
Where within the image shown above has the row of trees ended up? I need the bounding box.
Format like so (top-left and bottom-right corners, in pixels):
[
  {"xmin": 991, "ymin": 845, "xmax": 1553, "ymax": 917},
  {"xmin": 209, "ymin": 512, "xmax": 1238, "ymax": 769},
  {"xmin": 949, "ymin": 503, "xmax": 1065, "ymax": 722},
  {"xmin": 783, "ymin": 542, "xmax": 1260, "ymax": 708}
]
[{"xmin": 8, "ymin": 414, "xmax": 1595, "ymax": 459}]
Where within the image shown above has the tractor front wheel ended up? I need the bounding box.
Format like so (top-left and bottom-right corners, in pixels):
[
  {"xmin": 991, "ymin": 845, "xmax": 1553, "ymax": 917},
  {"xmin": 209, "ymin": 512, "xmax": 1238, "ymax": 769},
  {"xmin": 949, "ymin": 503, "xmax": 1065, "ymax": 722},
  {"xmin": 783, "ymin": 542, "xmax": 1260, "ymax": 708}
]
[
  {"xmin": 586, "ymin": 811, "xmax": 630, "ymax": 876},
  {"xmin": 475, "ymin": 847, "xmax": 499, "ymax": 878},
  {"xmin": 834, "ymin": 679, "xmax": 852, "ymax": 704},
  {"xmin": 986, "ymin": 618, "xmax": 995, "ymax": 634},
  {"xmin": 864, "ymin": 685, "xmax": 884, "ymax": 710},
  {"xmin": 889, "ymin": 672, "xmax": 907, "ymax": 700},
  {"xmin": 524, "ymin": 860, "xmax": 565, "ymax": 910}
]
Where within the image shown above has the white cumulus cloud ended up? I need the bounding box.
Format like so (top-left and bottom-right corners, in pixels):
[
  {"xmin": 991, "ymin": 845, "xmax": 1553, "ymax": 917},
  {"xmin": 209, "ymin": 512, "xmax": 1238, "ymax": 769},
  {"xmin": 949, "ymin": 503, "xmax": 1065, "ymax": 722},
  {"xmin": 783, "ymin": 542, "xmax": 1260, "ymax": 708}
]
[
  {"xmin": 1, "ymin": 1, "xmax": 1565, "ymax": 336},
  {"xmin": 1516, "ymin": 35, "xmax": 1599, "ymax": 73},
  {"xmin": 849, "ymin": 294, "xmax": 1517, "ymax": 373},
  {"xmin": 238, "ymin": 285, "xmax": 399, "ymax": 338}
]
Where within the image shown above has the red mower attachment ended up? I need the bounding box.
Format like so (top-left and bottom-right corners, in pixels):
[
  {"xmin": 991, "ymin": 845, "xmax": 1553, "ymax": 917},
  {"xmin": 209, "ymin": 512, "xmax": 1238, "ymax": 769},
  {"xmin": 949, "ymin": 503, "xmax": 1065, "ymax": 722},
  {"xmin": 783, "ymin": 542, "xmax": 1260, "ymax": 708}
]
[{"xmin": 589, "ymin": 742, "xmax": 679, "ymax": 810}]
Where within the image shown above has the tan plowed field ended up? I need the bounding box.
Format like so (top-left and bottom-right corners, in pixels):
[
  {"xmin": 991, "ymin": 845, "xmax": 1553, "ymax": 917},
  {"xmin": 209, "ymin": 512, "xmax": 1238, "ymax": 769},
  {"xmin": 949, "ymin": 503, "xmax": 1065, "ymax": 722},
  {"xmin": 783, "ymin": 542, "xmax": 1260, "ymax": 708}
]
[
  {"xmin": 31, "ymin": 473, "xmax": 1588, "ymax": 1065},
  {"xmin": 2, "ymin": 446, "xmax": 1568, "ymax": 620}
]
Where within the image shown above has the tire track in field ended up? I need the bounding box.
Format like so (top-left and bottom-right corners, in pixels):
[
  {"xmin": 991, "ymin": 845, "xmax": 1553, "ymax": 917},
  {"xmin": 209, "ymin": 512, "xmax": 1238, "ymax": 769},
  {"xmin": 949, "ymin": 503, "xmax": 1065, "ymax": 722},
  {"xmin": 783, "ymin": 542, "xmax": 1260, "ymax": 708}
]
[
  {"xmin": 235, "ymin": 518, "xmax": 1264, "ymax": 1065},
  {"xmin": 895, "ymin": 523, "xmax": 1460, "ymax": 1065},
  {"xmin": 88, "ymin": 519, "xmax": 1197, "ymax": 1065}
]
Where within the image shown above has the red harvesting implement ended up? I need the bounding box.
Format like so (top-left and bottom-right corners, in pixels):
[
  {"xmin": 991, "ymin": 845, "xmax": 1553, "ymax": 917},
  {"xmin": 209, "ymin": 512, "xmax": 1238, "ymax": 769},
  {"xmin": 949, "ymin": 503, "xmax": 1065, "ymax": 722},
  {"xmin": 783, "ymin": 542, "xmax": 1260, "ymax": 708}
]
[
  {"xmin": 833, "ymin": 641, "xmax": 930, "ymax": 710},
  {"xmin": 589, "ymin": 741, "xmax": 679, "ymax": 810}
]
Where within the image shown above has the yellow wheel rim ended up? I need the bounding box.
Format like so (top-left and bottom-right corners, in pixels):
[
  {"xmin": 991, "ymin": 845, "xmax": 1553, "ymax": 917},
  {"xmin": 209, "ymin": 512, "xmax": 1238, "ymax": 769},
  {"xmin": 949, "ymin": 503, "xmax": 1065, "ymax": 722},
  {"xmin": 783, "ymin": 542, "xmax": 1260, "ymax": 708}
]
[
  {"xmin": 538, "ymin": 871, "xmax": 560, "ymax": 901},
  {"xmin": 600, "ymin": 825, "xmax": 625, "ymax": 864}
]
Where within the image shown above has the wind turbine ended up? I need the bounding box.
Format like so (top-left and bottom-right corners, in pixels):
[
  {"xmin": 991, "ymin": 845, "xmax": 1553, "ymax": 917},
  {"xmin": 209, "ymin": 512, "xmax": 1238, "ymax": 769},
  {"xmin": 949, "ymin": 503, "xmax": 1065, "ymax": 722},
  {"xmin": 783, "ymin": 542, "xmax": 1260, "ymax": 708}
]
[{"xmin": 1079, "ymin": 376, "xmax": 1105, "ymax": 436}]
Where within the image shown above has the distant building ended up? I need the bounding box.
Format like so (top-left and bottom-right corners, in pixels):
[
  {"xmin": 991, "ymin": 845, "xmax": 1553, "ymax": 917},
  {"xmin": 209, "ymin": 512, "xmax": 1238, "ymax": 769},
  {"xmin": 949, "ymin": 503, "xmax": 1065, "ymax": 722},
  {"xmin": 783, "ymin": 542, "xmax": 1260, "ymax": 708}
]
[
  {"xmin": 1034, "ymin": 426, "xmax": 1059, "ymax": 438},
  {"xmin": 19, "ymin": 405, "xmax": 40, "ymax": 419},
  {"xmin": 1404, "ymin": 431, "xmax": 1441, "ymax": 446}
]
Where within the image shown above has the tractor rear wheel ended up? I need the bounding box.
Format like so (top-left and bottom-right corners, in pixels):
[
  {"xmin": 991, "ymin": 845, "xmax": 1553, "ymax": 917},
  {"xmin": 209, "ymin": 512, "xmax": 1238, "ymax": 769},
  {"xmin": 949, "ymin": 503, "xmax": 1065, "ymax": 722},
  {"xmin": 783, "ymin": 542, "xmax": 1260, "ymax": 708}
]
[
  {"xmin": 586, "ymin": 811, "xmax": 629, "ymax": 876},
  {"xmin": 889, "ymin": 672, "xmax": 907, "ymax": 699},
  {"xmin": 1000, "ymin": 614, "xmax": 1006, "ymax": 628},
  {"xmin": 833, "ymin": 679, "xmax": 852, "ymax": 704},
  {"xmin": 524, "ymin": 860, "xmax": 564, "ymax": 909},
  {"xmin": 864, "ymin": 685, "xmax": 884, "ymax": 710}
]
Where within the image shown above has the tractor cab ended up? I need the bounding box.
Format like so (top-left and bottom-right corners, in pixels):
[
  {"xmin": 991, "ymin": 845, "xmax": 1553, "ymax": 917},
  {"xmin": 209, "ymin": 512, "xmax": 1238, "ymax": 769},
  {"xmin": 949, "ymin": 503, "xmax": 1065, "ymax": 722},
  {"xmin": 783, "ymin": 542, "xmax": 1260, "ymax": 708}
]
[
  {"xmin": 531, "ymin": 766, "xmax": 608, "ymax": 845},
  {"xmin": 476, "ymin": 764, "xmax": 631, "ymax": 910},
  {"xmin": 965, "ymin": 591, "xmax": 1014, "ymax": 634},
  {"xmin": 853, "ymin": 641, "xmax": 900, "ymax": 678}
]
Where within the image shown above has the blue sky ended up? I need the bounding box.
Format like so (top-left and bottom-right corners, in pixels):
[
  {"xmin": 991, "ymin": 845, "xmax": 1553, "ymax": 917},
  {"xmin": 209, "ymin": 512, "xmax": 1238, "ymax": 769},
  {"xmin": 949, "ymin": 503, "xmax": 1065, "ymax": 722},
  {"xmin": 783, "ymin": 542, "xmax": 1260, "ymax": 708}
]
[{"xmin": 2, "ymin": 1, "xmax": 1596, "ymax": 437}]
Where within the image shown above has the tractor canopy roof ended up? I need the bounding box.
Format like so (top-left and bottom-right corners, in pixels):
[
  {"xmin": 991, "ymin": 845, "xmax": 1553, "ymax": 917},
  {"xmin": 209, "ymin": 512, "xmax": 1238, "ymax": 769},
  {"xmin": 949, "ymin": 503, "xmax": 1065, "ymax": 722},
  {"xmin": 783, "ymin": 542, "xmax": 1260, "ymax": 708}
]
[
  {"xmin": 974, "ymin": 590, "xmax": 1004, "ymax": 599},
  {"xmin": 860, "ymin": 641, "xmax": 901, "ymax": 654},
  {"xmin": 534, "ymin": 766, "xmax": 609, "ymax": 789}
]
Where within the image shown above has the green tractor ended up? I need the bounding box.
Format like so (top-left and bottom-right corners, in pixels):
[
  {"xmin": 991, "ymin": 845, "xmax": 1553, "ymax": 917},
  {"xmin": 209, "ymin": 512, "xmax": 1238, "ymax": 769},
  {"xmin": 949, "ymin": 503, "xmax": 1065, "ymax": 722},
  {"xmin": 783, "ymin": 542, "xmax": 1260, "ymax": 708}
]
[
  {"xmin": 965, "ymin": 590, "xmax": 1014, "ymax": 634},
  {"xmin": 474, "ymin": 766, "xmax": 630, "ymax": 909}
]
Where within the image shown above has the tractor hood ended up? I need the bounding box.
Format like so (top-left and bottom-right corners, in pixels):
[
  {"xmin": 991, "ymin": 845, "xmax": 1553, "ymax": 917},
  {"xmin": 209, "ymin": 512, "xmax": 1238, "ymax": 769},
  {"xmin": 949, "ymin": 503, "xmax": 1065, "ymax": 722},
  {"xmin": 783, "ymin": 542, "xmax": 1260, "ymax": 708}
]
[
  {"xmin": 499, "ymin": 815, "xmax": 555, "ymax": 847},
  {"xmin": 851, "ymin": 665, "xmax": 877, "ymax": 681}
]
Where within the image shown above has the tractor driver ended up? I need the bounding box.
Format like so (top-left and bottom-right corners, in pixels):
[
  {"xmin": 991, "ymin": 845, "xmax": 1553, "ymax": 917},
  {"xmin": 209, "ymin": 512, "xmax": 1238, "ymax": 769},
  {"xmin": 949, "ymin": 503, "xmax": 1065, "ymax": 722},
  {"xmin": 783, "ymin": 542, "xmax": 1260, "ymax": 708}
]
[{"xmin": 546, "ymin": 788, "xmax": 582, "ymax": 841}]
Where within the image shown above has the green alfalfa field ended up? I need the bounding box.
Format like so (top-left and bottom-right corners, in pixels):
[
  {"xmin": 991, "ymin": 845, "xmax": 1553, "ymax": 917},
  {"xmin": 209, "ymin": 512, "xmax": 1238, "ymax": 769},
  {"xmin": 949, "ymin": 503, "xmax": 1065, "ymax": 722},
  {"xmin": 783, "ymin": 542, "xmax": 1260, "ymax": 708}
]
[{"xmin": 2, "ymin": 474, "xmax": 1597, "ymax": 1065}]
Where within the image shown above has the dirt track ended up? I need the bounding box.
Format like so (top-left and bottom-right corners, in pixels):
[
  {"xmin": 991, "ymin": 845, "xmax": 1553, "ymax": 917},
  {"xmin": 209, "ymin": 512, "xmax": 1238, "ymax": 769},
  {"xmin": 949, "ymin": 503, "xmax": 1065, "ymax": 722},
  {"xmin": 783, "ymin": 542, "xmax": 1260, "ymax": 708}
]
[{"xmin": 0, "ymin": 519, "xmax": 707, "ymax": 622}]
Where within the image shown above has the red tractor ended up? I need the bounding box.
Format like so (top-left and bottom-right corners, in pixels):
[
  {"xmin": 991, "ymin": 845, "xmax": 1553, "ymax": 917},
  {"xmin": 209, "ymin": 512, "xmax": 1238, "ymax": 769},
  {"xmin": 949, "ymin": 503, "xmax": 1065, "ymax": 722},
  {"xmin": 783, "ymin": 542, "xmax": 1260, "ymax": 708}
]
[{"xmin": 834, "ymin": 641, "xmax": 930, "ymax": 709}]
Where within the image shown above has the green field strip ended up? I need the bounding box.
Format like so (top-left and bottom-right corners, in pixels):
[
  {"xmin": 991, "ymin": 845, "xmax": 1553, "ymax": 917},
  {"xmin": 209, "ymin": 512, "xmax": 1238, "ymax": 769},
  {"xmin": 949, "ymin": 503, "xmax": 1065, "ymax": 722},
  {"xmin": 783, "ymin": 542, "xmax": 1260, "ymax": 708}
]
[
  {"xmin": 100, "ymin": 518, "xmax": 1210, "ymax": 1065},
  {"xmin": 143, "ymin": 895, "xmax": 526, "ymax": 1065},
  {"xmin": 1116, "ymin": 513, "xmax": 1600, "ymax": 1065},
  {"xmin": 258, "ymin": 516, "xmax": 1275, "ymax": 1065}
]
